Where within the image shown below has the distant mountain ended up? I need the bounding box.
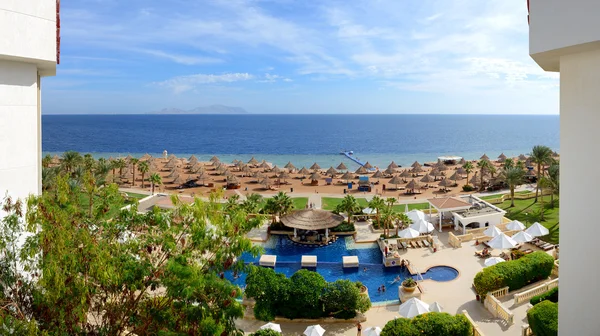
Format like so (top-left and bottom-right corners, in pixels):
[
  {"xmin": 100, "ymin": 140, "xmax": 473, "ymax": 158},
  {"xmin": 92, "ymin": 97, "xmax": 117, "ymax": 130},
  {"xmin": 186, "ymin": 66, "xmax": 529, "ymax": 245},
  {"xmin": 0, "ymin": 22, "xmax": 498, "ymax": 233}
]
[{"xmin": 150, "ymin": 105, "xmax": 248, "ymax": 115}]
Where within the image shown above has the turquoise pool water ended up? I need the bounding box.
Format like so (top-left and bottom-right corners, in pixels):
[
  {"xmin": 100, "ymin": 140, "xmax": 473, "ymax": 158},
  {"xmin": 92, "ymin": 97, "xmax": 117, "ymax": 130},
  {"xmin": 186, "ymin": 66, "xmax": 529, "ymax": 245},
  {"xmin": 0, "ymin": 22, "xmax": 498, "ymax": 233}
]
[{"xmin": 227, "ymin": 237, "xmax": 458, "ymax": 303}]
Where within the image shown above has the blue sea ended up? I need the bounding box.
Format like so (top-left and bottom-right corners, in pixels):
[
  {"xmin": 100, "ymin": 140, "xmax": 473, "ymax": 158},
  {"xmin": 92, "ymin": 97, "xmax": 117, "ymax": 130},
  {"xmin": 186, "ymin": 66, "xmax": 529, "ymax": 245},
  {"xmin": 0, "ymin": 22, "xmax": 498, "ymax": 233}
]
[{"xmin": 42, "ymin": 114, "xmax": 559, "ymax": 168}]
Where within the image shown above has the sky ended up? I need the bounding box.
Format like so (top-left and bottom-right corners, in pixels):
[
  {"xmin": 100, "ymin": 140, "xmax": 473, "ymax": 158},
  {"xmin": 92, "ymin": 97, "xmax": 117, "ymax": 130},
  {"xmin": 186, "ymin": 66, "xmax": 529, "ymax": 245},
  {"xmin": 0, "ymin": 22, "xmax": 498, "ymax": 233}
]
[{"xmin": 43, "ymin": 0, "xmax": 560, "ymax": 115}]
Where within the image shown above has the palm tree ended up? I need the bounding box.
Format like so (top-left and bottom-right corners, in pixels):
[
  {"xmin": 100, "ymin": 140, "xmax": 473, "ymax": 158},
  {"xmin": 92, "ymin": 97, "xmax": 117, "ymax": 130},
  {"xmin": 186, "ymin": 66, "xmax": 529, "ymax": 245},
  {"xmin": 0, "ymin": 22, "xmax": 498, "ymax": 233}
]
[
  {"xmin": 397, "ymin": 212, "xmax": 412, "ymax": 234},
  {"xmin": 272, "ymin": 191, "xmax": 293, "ymax": 217},
  {"xmin": 130, "ymin": 158, "xmax": 139, "ymax": 186},
  {"xmin": 339, "ymin": 195, "xmax": 360, "ymax": 224},
  {"xmin": 42, "ymin": 154, "xmax": 52, "ymax": 168},
  {"xmin": 546, "ymin": 163, "xmax": 560, "ymax": 207},
  {"xmin": 385, "ymin": 197, "xmax": 397, "ymax": 237},
  {"xmin": 503, "ymin": 159, "xmax": 515, "ymax": 170},
  {"xmin": 94, "ymin": 160, "xmax": 111, "ymax": 186},
  {"xmin": 530, "ymin": 145, "xmax": 553, "ymax": 202},
  {"xmin": 83, "ymin": 154, "xmax": 95, "ymax": 171},
  {"xmin": 501, "ymin": 167, "xmax": 525, "ymax": 207},
  {"xmin": 515, "ymin": 160, "xmax": 525, "ymax": 170},
  {"xmin": 149, "ymin": 173, "xmax": 162, "ymax": 195},
  {"xmin": 476, "ymin": 159, "xmax": 492, "ymax": 191},
  {"xmin": 242, "ymin": 193, "xmax": 263, "ymax": 213},
  {"xmin": 462, "ymin": 161, "xmax": 474, "ymax": 187},
  {"xmin": 138, "ymin": 161, "xmax": 149, "ymax": 188},
  {"xmin": 368, "ymin": 196, "xmax": 385, "ymax": 230},
  {"xmin": 115, "ymin": 159, "xmax": 127, "ymax": 178},
  {"xmin": 61, "ymin": 151, "xmax": 82, "ymax": 174}
]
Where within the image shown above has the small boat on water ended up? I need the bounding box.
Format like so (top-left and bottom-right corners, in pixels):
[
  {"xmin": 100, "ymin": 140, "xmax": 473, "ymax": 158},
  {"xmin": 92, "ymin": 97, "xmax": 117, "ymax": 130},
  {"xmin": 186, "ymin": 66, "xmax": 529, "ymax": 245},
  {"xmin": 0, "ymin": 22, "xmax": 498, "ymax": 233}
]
[{"xmin": 340, "ymin": 150, "xmax": 354, "ymax": 155}]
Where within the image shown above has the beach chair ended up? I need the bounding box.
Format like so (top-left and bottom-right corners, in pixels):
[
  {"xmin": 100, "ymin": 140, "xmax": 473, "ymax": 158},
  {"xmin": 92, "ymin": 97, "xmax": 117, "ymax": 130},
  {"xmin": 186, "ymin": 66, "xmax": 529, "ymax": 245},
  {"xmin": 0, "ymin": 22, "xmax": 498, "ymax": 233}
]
[
  {"xmin": 409, "ymin": 241, "xmax": 416, "ymax": 248},
  {"xmin": 414, "ymin": 241, "xmax": 421, "ymax": 248},
  {"xmin": 401, "ymin": 242, "xmax": 408, "ymax": 250},
  {"xmin": 422, "ymin": 240, "xmax": 429, "ymax": 247}
]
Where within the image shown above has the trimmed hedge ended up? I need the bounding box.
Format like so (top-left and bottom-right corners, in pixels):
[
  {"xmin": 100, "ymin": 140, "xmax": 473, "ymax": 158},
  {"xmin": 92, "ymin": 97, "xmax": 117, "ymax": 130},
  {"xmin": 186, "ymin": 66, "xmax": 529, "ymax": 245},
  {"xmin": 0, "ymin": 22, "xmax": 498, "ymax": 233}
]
[
  {"xmin": 530, "ymin": 287, "xmax": 558, "ymax": 305},
  {"xmin": 331, "ymin": 221, "xmax": 355, "ymax": 232},
  {"xmin": 381, "ymin": 312, "xmax": 472, "ymax": 336},
  {"xmin": 251, "ymin": 330, "xmax": 281, "ymax": 336},
  {"xmin": 527, "ymin": 300, "xmax": 558, "ymax": 336},
  {"xmin": 474, "ymin": 251, "xmax": 554, "ymax": 297}
]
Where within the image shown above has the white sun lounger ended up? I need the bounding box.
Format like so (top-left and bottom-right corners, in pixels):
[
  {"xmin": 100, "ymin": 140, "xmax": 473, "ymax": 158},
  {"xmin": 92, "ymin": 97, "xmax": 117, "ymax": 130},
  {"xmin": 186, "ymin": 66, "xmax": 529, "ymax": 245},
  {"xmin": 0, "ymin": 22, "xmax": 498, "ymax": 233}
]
[
  {"xmin": 259, "ymin": 255, "xmax": 277, "ymax": 267},
  {"xmin": 302, "ymin": 255, "xmax": 317, "ymax": 267},
  {"xmin": 343, "ymin": 256, "xmax": 359, "ymax": 268}
]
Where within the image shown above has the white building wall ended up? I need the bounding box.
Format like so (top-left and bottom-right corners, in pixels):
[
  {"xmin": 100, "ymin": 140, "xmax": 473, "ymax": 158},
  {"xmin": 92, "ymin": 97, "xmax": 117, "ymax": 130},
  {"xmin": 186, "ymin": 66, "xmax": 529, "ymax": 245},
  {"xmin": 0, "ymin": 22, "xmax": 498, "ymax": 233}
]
[
  {"xmin": 0, "ymin": 1, "xmax": 56, "ymax": 201},
  {"xmin": 529, "ymin": 0, "xmax": 600, "ymax": 334}
]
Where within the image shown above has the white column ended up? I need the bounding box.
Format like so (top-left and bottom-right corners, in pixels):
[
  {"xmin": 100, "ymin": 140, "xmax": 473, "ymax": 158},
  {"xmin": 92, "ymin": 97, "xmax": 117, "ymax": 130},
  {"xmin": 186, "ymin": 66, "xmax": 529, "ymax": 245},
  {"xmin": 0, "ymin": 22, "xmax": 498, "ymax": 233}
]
[
  {"xmin": 325, "ymin": 229, "xmax": 329, "ymax": 240},
  {"xmin": 294, "ymin": 228, "xmax": 297, "ymax": 238},
  {"xmin": 438, "ymin": 211, "xmax": 442, "ymax": 233},
  {"xmin": 558, "ymin": 48, "xmax": 600, "ymax": 334}
]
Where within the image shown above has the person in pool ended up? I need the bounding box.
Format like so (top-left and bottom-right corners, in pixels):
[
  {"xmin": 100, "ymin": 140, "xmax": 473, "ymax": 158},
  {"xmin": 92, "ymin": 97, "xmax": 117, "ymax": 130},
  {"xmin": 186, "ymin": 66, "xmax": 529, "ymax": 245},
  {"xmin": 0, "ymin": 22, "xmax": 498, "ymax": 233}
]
[{"xmin": 390, "ymin": 275, "xmax": 402, "ymax": 284}]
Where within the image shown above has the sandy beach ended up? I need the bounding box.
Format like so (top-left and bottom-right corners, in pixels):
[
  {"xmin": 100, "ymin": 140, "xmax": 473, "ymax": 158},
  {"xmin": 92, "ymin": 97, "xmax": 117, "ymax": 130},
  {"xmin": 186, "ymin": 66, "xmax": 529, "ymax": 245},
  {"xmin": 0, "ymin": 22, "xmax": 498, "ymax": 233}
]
[{"xmin": 104, "ymin": 153, "xmax": 538, "ymax": 201}]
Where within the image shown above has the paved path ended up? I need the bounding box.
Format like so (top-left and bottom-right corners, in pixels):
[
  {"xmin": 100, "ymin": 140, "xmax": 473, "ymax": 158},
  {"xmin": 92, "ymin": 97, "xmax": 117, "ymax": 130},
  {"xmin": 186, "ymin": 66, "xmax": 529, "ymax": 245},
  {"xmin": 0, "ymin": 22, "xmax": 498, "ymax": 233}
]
[
  {"xmin": 308, "ymin": 194, "xmax": 322, "ymax": 209},
  {"xmin": 234, "ymin": 190, "xmax": 247, "ymax": 201}
]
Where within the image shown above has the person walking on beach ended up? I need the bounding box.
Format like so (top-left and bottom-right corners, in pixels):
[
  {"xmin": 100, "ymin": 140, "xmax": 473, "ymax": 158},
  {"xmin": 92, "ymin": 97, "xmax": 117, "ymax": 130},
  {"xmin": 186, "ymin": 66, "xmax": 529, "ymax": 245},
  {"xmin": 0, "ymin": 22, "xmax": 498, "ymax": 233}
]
[{"xmin": 356, "ymin": 322, "xmax": 362, "ymax": 336}]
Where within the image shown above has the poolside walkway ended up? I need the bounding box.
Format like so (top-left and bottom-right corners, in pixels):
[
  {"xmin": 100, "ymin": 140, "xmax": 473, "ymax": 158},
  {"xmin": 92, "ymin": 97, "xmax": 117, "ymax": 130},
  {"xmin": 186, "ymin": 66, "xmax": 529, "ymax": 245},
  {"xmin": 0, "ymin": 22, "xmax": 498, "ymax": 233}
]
[
  {"xmin": 354, "ymin": 220, "xmax": 380, "ymax": 243},
  {"xmin": 308, "ymin": 194, "xmax": 322, "ymax": 209},
  {"xmin": 238, "ymin": 230, "xmax": 551, "ymax": 336}
]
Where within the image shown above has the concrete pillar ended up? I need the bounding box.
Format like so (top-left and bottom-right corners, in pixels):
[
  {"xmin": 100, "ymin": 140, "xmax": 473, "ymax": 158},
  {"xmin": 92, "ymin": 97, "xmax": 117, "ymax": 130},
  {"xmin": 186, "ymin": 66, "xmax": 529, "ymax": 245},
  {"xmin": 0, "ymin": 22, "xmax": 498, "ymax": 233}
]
[
  {"xmin": 438, "ymin": 211, "xmax": 443, "ymax": 233},
  {"xmin": 325, "ymin": 228, "xmax": 329, "ymax": 240},
  {"xmin": 294, "ymin": 228, "xmax": 297, "ymax": 238},
  {"xmin": 558, "ymin": 48, "xmax": 600, "ymax": 334}
]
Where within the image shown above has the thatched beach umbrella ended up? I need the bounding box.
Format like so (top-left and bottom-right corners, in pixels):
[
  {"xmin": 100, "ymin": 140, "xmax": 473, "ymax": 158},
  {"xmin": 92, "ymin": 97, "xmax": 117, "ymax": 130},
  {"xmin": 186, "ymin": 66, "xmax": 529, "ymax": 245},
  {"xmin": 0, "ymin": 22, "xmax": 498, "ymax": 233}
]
[
  {"xmin": 480, "ymin": 154, "xmax": 490, "ymax": 161},
  {"xmin": 420, "ymin": 174, "xmax": 435, "ymax": 183},
  {"xmin": 437, "ymin": 177, "xmax": 453, "ymax": 189},
  {"xmin": 410, "ymin": 166, "xmax": 424, "ymax": 174},
  {"xmin": 372, "ymin": 170, "xmax": 383, "ymax": 179},
  {"xmin": 456, "ymin": 167, "xmax": 467, "ymax": 175},
  {"xmin": 459, "ymin": 158, "xmax": 466, "ymax": 165},
  {"xmin": 363, "ymin": 162, "xmax": 373, "ymax": 169},
  {"xmin": 271, "ymin": 166, "xmax": 281, "ymax": 174},
  {"xmin": 168, "ymin": 154, "xmax": 177, "ymax": 160},
  {"xmin": 260, "ymin": 161, "xmax": 271, "ymax": 170},
  {"xmin": 125, "ymin": 154, "xmax": 133, "ymax": 162},
  {"xmin": 51, "ymin": 155, "xmax": 61, "ymax": 164},
  {"xmin": 276, "ymin": 171, "xmax": 289, "ymax": 183},
  {"xmin": 411, "ymin": 161, "xmax": 421, "ymax": 168},
  {"xmin": 326, "ymin": 167, "xmax": 338, "ymax": 177},
  {"xmin": 298, "ymin": 167, "xmax": 310, "ymax": 175},
  {"xmin": 141, "ymin": 153, "xmax": 152, "ymax": 160},
  {"xmin": 498, "ymin": 153, "xmax": 507, "ymax": 162},
  {"xmin": 449, "ymin": 172, "xmax": 463, "ymax": 182},
  {"xmin": 389, "ymin": 175, "xmax": 403, "ymax": 189},
  {"xmin": 355, "ymin": 166, "xmax": 368, "ymax": 174},
  {"xmin": 406, "ymin": 179, "xmax": 422, "ymax": 191},
  {"xmin": 167, "ymin": 170, "xmax": 180, "ymax": 178},
  {"xmin": 384, "ymin": 166, "xmax": 396, "ymax": 176},
  {"xmin": 252, "ymin": 171, "xmax": 263, "ymax": 182},
  {"xmin": 336, "ymin": 162, "xmax": 348, "ymax": 171},
  {"xmin": 284, "ymin": 161, "xmax": 296, "ymax": 171},
  {"xmin": 552, "ymin": 151, "xmax": 559, "ymax": 158},
  {"xmin": 165, "ymin": 160, "xmax": 176, "ymax": 168},
  {"xmin": 212, "ymin": 160, "xmax": 221, "ymax": 167},
  {"xmin": 260, "ymin": 177, "xmax": 272, "ymax": 188},
  {"xmin": 172, "ymin": 176, "xmax": 183, "ymax": 185},
  {"xmin": 232, "ymin": 159, "xmax": 240, "ymax": 165},
  {"xmin": 429, "ymin": 168, "xmax": 441, "ymax": 177},
  {"xmin": 341, "ymin": 171, "xmax": 354, "ymax": 182},
  {"xmin": 226, "ymin": 175, "xmax": 240, "ymax": 185},
  {"xmin": 518, "ymin": 154, "xmax": 527, "ymax": 161},
  {"xmin": 436, "ymin": 161, "xmax": 448, "ymax": 171},
  {"xmin": 388, "ymin": 161, "xmax": 399, "ymax": 169},
  {"xmin": 469, "ymin": 173, "xmax": 481, "ymax": 186},
  {"xmin": 248, "ymin": 157, "xmax": 259, "ymax": 165},
  {"xmin": 309, "ymin": 172, "xmax": 320, "ymax": 181},
  {"xmin": 399, "ymin": 169, "xmax": 411, "ymax": 178},
  {"xmin": 310, "ymin": 162, "xmax": 321, "ymax": 171},
  {"xmin": 188, "ymin": 154, "xmax": 198, "ymax": 162},
  {"xmin": 197, "ymin": 172, "xmax": 208, "ymax": 185},
  {"xmin": 210, "ymin": 156, "xmax": 219, "ymax": 162},
  {"xmin": 242, "ymin": 166, "xmax": 252, "ymax": 176}
]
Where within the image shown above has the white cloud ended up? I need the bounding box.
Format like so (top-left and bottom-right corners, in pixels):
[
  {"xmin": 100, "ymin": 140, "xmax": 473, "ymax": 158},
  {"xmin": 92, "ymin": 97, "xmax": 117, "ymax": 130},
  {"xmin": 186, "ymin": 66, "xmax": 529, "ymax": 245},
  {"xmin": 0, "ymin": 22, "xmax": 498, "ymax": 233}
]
[{"xmin": 154, "ymin": 73, "xmax": 254, "ymax": 93}]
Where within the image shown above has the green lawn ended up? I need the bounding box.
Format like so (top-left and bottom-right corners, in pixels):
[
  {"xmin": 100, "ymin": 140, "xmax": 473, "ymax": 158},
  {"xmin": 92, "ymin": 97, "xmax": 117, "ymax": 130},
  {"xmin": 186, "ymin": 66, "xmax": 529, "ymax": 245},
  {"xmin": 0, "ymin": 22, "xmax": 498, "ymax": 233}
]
[
  {"xmin": 498, "ymin": 195, "xmax": 559, "ymax": 244},
  {"xmin": 291, "ymin": 197, "xmax": 308, "ymax": 210},
  {"xmin": 479, "ymin": 194, "xmax": 505, "ymax": 200},
  {"xmin": 321, "ymin": 197, "xmax": 369, "ymax": 210},
  {"xmin": 390, "ymin": 202, "xmax": 430, "ymax": 212}
]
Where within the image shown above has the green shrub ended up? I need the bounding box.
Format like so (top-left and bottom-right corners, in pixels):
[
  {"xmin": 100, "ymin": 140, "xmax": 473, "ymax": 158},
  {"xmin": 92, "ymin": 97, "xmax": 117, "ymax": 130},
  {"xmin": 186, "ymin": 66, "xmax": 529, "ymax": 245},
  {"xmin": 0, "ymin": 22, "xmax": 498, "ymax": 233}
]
[
  {"xmin": 530, "ymin": 287, "xmax": 558, "ymax": 305},
  {"xmin": 462, "ymin": 184, "xmax": 475, "ymax": 192},
  {"xmin": 474, "ymin": 252, "xmax": 554, "ymax": 297},
  {"xmin": 322, "ymin": 279, "xmax": 371, "ymax": 319},
  {"xmin": 331, "ymin": 221, "xmax": 355, "ymax": 232},
  {"xmin": 245, "ymin": 266, "xmax": 291, "ymax": 321},
  {"xmin": 251, "ymin": 329, "xmax": 281, "ymax": 336},
  {"xmin": 381, "ymin": 312, "xmax": 472, "ymax": 336},
  {"xmin": 527, "ymin": 300, "xmax": 558, "ymax": 336},
  {"xmin": 284, "ymin": 270, "xmax": 327, "ymax": 319}
]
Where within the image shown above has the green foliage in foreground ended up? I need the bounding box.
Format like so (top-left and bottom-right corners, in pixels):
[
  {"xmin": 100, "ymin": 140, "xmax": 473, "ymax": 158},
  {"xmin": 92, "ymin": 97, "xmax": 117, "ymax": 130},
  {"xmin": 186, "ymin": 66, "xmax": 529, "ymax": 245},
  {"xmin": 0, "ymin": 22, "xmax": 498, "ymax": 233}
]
[
  {"xmin": 530, "ymin": 287, "xmax": 559, "ymax": 305},
  {"xmin": 527, "ymin": 300, "xmax": 558, "ymax": 336},
  {"xmin": 474, "ymin": 252, "xmax": 554, "ymax": 298},
  {"xmin": 330, "ymin": 221, "xmax": 355, "ymax": 232},
  {"xmin": 381, "ymin": 312, "xmax": 472, "ymax": 336},
  {"xmin": 1, "ymin": 173, "xmax": 262, "ymax": 335},
  {"xmin": 245, "ymin": 267, "xmax": 370, "ymax": 321},
  {"xmin": 251, "ymin": 330, "xmax": 281, "ymax": 336}
]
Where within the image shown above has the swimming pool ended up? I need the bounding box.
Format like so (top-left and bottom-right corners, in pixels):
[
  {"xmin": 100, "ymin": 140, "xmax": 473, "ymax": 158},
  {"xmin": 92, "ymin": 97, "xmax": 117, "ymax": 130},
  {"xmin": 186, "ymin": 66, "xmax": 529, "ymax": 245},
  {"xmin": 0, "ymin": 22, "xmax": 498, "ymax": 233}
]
[{"xmin": 229, "ymin": 237, "xmax": 458, "ymax": 303}]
